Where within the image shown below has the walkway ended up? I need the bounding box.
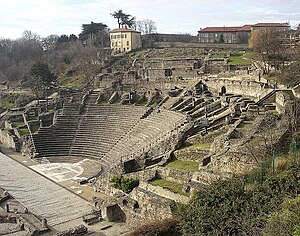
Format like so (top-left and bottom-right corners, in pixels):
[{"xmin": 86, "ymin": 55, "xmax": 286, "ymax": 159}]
[{"xmin": 0, "ymin": 152, "xmax": 92, "ymax": 226}]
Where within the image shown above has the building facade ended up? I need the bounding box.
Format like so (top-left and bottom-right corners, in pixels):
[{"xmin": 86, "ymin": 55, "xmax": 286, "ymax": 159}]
[
  {"xmin": 110, "ymin": 28, "xmax": 142, "ymax": 54},
  {"xmin": 198, "ymin": 23, "xmax": 290, "ymax": 44},
  {"xmin": 198, "ymin": 25, "xmax": 252, "ymax": 44},
  {"xmin": 251, "ymin": 23, "xmax": 290, "ymax": 32}
]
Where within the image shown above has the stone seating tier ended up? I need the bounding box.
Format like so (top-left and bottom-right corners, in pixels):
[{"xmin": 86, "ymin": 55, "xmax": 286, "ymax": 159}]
[{"xmin": 32, "ymin": 102, "xmax": 189, "ymax": 167}]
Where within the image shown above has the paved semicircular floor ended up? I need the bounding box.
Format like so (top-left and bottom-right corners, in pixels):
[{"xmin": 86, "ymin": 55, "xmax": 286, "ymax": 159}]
[{"xmin": 0, "ymin": 153, "xmax": 92, "ymax": 226}]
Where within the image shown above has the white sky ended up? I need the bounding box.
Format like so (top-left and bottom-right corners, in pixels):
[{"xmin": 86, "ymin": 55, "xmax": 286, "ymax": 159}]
[{"xmin": 0, "ymin": 0, "xmax": 300, "ymax": 39}]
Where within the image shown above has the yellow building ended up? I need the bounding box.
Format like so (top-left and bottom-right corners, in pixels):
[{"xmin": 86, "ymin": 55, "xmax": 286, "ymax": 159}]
[{"xmin": 110, "ymin": 28, "xmax": 142, "ymax": 54}]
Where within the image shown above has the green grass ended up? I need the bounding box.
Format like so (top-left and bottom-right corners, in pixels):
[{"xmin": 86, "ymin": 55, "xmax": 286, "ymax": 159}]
[
  {"xmin": 98, "ymin": 100, "xmax": 108, "ymax": 105},
  {"xmin": 246, "ymin": 137, "xmax": 265, "ymax": 147},
  {"xmin": 19, "ymin": 128, "xmax": 30, "ymax": 136},
  {"xmin": 12, "ymin": 121, "xmax": 25, "ymax": 127},
  {"xmin": 181, "ymin": 142, "xmax": 212, "ymax": 150},
  {"xmin": 165, "ymin": 160, "xmax": 199, "ymax": 172},
  {"xmin": 59, "ymin": 76, "xmax": 86, "ymax": 89},
  {"xmin": 228, "ymin": 56, "xmax": 252, "ymax": 65},
  {"xmin": 137, "ymin": 97, "xmax": 148, "ymax": 106},
  {"xmin": 237, "ymin": 122, "xmax": 253, "ymax": 129},
  {"xmin": 31, "ymin": 124, "xmax": 40, "ymax": 133},
  {"xmin": 243, "ymin": 51, "xmax": 256, "ymax": 60},
  {"xmin": 27, "ymin": 115, "xmax": 38, "ymax": 121},
  {"xmin": 0, "ymin": 99, "xmax": 15, "ymax": 109},
  {"xmin": 150, "ymin": 178, "xmax": 189, "ymax": 196},
  {"xmin": 149, "ymin": 99, "xmax": 162, "ymax": 109},
  {"xmin": 269, "ymin": 110, "xmax": 279, "ymax": 116}
]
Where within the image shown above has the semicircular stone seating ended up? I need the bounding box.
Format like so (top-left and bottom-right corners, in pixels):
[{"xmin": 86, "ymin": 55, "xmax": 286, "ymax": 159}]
[{"xmin": 32, "ymin": 101, "xmax": 190, "ymax": 168}]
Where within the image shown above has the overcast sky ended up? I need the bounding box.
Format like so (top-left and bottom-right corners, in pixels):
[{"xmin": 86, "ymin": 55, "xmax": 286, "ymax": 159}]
[{"xmin": 1, "ymin": 0, "xmax": 300, "ymax": 39}]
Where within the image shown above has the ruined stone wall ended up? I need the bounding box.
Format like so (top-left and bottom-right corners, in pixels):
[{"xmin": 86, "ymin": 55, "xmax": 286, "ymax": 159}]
[
  {"xmin": 0, "ymin": 131, "xmax": 17, "ymax": 150},
  {"xmin": 138, "ymin": 182, "xmax": 189, "ymax": 203},
  {"xmin": 156, "ymin": 167, "xmax": 193, "ymax": 184},
  {"xmin": 119, "ymin": 187, "xmax": 174, "ymax": 226},
  {"xmin": 204, "ymin": 78, "xmax": 264, "ymax": 97}
]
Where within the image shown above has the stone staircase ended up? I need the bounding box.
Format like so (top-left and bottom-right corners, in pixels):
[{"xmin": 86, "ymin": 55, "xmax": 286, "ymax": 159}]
[{"xmin": 32, "ymin": 104, "xmax": 81, "ymax": 157}]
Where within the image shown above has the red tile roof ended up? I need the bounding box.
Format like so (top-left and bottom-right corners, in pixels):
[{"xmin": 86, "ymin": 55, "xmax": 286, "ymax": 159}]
[
  {"xmin": 239, "ymin": 25, "xmax": 253, "ymax": 31},
  {"xmin": 199, "ymin": 23, "xmax": 290, "ymax": 33},
  {"xmin": 199, "ymin": 25, "xmax": 252, "ymax": 33},
  {"xmin": 253, "ymin": 23, "xmax": 290, "ymax": 27}
]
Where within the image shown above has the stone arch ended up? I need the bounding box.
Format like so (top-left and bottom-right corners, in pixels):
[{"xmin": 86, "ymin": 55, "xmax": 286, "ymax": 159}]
[
  {"xmin": 105, "ymin": 204, "xmax": 126, "ymax": 222},
  {"xmin": 220, "ymin": 86, "xmax": 227, "ymax": 95}
]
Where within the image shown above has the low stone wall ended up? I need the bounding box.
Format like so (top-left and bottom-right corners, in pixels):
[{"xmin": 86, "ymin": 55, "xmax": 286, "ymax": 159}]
[
  {"xmin": 186, "ymin": 127, "xmax": 228, "ymax": 144},
  {"xmin": 139, "ymin": 182, "xmax": 190, "ymax": 203},
  {"xmin": 0, "ymin": 131, "xmax": 17, "ymax": 150},
  {"xmin": 157, "ymin": 167, "xmax": 194, "ymax": 184},
  {"xmin": 174, "ymin": 149, "xmax": 209, "ymax": 161},
  {"xmin": 126, "ymin": 187, "xmax": 174, "ymax": 226},
  {"xmin": 204, "ymin": 77, "xmax": 265, "ymax": 97}
]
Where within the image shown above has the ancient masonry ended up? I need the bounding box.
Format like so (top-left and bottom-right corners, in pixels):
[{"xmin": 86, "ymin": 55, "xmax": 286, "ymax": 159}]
[{"xmin": 0, "ymin": 47, "xmax": 299, "ymax": 234}]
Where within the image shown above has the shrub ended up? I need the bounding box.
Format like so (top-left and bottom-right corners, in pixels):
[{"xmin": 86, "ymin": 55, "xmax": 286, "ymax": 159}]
[
  {"xmin": 110, "ymin": 176, "xmax": 139, "ymax": 194},
  {"xmin": 264, "ymin": 197, "xmax": 300, "ymax": 236},
  {"xmin": 175, "ymin": 160, "xmax": 300, "ymax": 236}
]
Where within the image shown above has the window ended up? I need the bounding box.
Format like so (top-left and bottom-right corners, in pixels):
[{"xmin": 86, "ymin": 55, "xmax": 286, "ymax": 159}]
[
  {"xmin": 127, "ymin": 47, "xmax": 129, "ymax": 50},
  {"xmin": 125, "ymin": 34, "xmax": 127, "ymax": 38},
  {"xmin": 127, "ymin": 41, "xmax": 129, "ymax": 46}
]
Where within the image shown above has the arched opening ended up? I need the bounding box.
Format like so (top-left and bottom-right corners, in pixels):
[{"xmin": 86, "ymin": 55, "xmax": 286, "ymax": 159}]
[{"xmin": 220, "ymin": 86, "xmax": 226, "ymax": 96}]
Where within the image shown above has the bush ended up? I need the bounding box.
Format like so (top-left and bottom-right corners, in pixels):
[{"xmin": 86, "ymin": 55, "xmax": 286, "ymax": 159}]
[
  {"xmin": 264, "ymin": 197, "xmax": 300, "ymax": 236},
  {"xmin": 175, "ymin": 161, "xmax": 300, "ymax": 236},
  {"xmin": 110, "ymin": 176, "xmax": 139, "ymax": 194}
]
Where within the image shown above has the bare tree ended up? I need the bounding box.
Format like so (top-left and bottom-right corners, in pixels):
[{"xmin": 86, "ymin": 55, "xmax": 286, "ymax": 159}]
[
  {"xmin": 136, "ymin": 19, "xmax": 157, "ymax": 34},
  {"xmin": 249, "ymin": 29, "xmax": 284, "ymax": 73}
]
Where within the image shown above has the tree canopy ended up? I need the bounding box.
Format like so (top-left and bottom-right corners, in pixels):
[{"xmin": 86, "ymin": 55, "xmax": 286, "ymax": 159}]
[
  {"xmin": 111, "ymin": 10, "xmax": 135, "ymax": 29},
  {"xmin": 79, "ymin": 22, "xmax": 109, "ymax": 47},
  {"xmin": 249, "ymin": 29, "xmax": 283, "ymax": 73},
  {"xmin": 22, "ymin": 62, "xmax": 56, "ymax": 98}
]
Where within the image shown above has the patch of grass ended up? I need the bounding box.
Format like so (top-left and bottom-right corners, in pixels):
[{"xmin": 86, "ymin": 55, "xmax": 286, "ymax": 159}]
[
  {"xmin": 137, "ymin": 97, "xmax": 148, "ymax": 106},
  {"xmin": 243, "ymin": 51, "xmax": 256, "ymax": 60},
  {"xmin": 31, "ymin": 124, "xmax": 40, "ymax": 133},
  {"xmin": 228, "ymin": 56, "xmax": 252, "ymax": 65},
  {"xmin": 12, "ymin": 121, "xmax": 25, "ymax": 127},
  {"xmin": 0, "ymin": 99, "xmax": 15, "ymax": 109},
  {"xmin": 150, "ymin": 178, "xmax": 189, "ymax": 196},
  {"xmin": 237, "ymin": 122, "xmax": 253, "ymax": 129},
  {"xmin": 19, "ymin": 128, "xmax": 30, "ymax": 136},
  {"xmin": 149, "ymin": 99, "xmax": 162, "ymax": 109},
  {"xmin": 181, "ymin": 142, "xmax": 212, "ymax": 150},
  {"xmin": 59, "ymin": 76, "xmax": 86, "ymax": 89},
  {"xmin": 165, "ymin": 160, "xmax": 199, "ymax": 172},
  {"xmin": 269, "ymin": 110, "xmax": 279, "ymax": 116},
  {"xmin": 247, "ymin": 137, "xmax": 265, "ymax": 147},
  {"xmin": 27, "ymin": 115, "xmax": 38, "ymax": 121},
  {"xmin": 98, "ymin": 100, "xmax": 108, "ymax": 105}
]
